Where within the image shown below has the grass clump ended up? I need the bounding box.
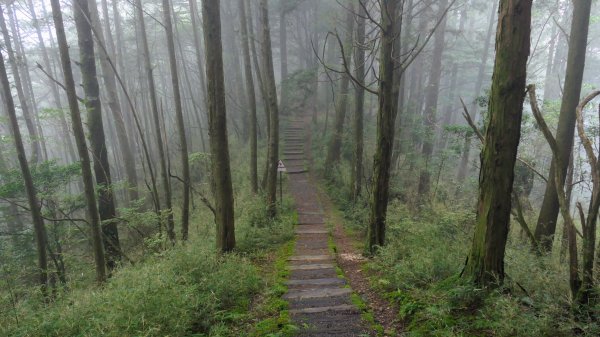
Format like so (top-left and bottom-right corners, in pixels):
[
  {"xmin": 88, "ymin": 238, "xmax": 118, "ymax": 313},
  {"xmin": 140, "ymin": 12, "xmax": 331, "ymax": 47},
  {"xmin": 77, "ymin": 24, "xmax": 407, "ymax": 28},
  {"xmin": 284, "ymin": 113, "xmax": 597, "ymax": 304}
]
[
  {"xmin": 250, "ymin": 241, "xmax": 298, "ymax": 337},
  {"xmin": 368, "ymin": 206, "xmax": 600, "ymax": 337},
  {"xmin": 1, "ymin": 191, "xmax": 296, "ymax": 337},
  {"xmin": 2, "ymin": 244, "xmax": 260, "ymax": 337}
]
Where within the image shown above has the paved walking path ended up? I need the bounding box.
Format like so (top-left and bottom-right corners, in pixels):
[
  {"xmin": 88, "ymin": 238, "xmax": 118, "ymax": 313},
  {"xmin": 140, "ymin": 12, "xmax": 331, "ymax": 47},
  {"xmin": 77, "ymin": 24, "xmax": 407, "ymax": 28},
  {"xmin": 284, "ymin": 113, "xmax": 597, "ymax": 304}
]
[{"xmin": 282, "ymin": 118, "xmax": 371, "ymax": 337}]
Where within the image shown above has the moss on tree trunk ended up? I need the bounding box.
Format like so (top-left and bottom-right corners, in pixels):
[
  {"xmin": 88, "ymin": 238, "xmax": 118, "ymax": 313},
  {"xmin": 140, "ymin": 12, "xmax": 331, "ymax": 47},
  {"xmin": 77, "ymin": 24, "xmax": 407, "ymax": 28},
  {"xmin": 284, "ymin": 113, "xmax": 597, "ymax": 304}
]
[{"xmin": 463, "ymin": 0, "xmax": 532, "ymax": 286}]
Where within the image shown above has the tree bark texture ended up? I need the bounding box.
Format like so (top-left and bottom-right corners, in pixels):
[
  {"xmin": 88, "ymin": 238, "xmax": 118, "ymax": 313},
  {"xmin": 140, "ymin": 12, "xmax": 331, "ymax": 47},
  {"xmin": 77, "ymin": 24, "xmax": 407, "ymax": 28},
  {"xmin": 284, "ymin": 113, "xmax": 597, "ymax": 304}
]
[
  {"xmin": 74, "ymin": 0, "xmax": 122, "ymax": 271},
  {"xmin": 260, "ymin": 0, "xmax": 280, "ymax": 217},
  {"xmin": 135, "ymin": 0, "xmax": 174, "ymax": 241},
  {"xmin": 352, "ymin": 3, "xmax": 366, "ymax": 200},
  {"xmin": 534, "ymin": 0, "xmax": 592, "ymax": 253},
  {"xmin": 325, "ymin": 4, "xmax": 355, "ymax": 174},
  {"xmin": 0, "ymin": 43, "xmax": 49, "ymax": 296},
  {"xmin": 418, "ymin": 0, "xmax": 448, "ymax": 198},
  {"xmin": 50, "ymin": 0, "xmax": 107, "ymax": 283},
  {"xmin": 89, "ymin": 0, "xmax": 139, "ymax": 204},
  {"xmin": 239, "ymin": 0, "xmax": 259, "ymax": 194},
  {"xmin": 202, "ymin": 0, "xmax": 236, "ymax": 253},
  {"xmin": 368, "ymin": 0, "xmax": 401, "ymax": 253},
  {"xmin": 463, "ymin": 0, "xmax": 532, "ymax": 286},
  {"xmin": 0, "ymin": 7, "xmax": 42, "ymax": 163},
  {"xmin": 456, "ymin": 0, "xmax": 497, "ymax": 184},
  {"xmin": 162, "ymin": 0, "xmax": 190, "ymax": 242}
]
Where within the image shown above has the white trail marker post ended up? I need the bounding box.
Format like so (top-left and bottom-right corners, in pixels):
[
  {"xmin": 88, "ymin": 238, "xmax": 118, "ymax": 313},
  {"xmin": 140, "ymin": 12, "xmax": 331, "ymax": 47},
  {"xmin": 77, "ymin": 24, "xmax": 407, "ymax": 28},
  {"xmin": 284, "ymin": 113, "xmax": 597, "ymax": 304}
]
[{"xmin": 277, "ymin": 160, "xmax": 286, "ymax": 206}]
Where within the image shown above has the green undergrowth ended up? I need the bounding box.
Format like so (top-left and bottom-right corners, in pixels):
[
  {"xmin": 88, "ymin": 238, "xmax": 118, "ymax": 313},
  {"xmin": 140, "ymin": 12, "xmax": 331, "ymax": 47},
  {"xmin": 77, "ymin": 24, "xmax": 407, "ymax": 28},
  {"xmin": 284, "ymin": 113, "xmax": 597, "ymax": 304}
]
[
  {"xmin": 314, "ymin": 153, "xmax": 600, "ymax": 336},
  {"xmin": 366, "ymin": 203, "xmax": 600, "ymax": 336},
  {"xmin": 1, "ymin": 194, "xmax": 297, "ymax": 337},
  {"xmin": 250, "ymin": 240, "xmax": 298, "ymax": 337}
]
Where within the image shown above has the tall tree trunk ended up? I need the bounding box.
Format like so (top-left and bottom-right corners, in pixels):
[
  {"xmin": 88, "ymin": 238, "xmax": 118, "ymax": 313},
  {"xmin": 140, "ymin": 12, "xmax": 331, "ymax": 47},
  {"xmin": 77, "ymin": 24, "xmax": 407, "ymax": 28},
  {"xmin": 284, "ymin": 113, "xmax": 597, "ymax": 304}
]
[
  {"xmin": 310, "ymin": 1, "xmax": 320, "ymax": 124},
  {"xmin": 0, "ymin": 7, "xmax": 42, "ymax": 163},
  {"xmin": 279, "ymin": 6, "xmax": 288, "ymax": 110},
  {"xmin": 135, "ymin": 0, "xmax": 174, "ymax": 242},
  {"xmin": 260, "ymin": 0, "xmax": 280, "ymax": 217},
  {"xmin": 325, "ymin": 4, "xmax": 355, "ymax": 174},
  {"xmin": 27, "ymin": 0, "xmax": 76, "ymax": 163},
  {"xmin": 456, "ymin": 1, "xmax": 497, "ymax": 184},
  {"xmin": 161, "ymin": 0, "xmax": 190, "ymax": 242},
  {"xmin": 542, "ymin": 0, "xmax": 560, "ymax": 102},
  {"xmin": 250, "ymin": 0, "xmax": 271, "ymax": 191},
  {"xmin": 110, "ymin": 0, "xmax": 133, "ymax": 134},
  {"xmin": 352, "ymin": 2, "xmax": 366, "ymax": 200},
  {"xmin": 188, "ymin": 0, "xmax": 209, "ymax": 152},
  {"xmin": 436, "ymin": 7, "xmax": 466, "ymax": 153},
  {"xmin": 368, "ymin": 0, "xmax": 402, "ymax": 253},
  {"xmin": 239, "ymin": 0, "xmax": 258, "ymax": 194},
  {"xmin": 406, "ymin": 1, "xmax": 429, "ymax": 164},
  {"xmin": 8, "ymin": 6, "xmax": 49, "ymax": 162},
  {"xmin": 88, "ymin": 0, "xmax": 139, "ymax": 204},
  {"xmin": 247, "ymin": 1, "xmax": 268, "ymax": 138},
  {"xmin": 50, "ymin": 0, "xmax": 107, "ymax": 283},
  {"xmin": 0, "ymin": 44, "xmax": 49, "ymax": 297},
  {"xmin": 462, "ymin": 0, "xmax": 532, "ymax": 286},
  {"xmin": 543, "ymin": 0, "xmax": 570, "ymax": 102},
  {"xmin": 534, "ymin": 0, "xmax": 592, "ymax": 253},
  {"xmin": 436, "ymin": 63, "xmax": 458, "ymax": 151},
  {"xmin": 417, "ymin": 0, "xmax": 449, "ymax": 198},
  {"xmin": 202, "ymin": 0, "xmax": 236, "ymax": 253},
  {"xmin": 74, "ymin": 0, "xmax": 122, "ymax": 272}
]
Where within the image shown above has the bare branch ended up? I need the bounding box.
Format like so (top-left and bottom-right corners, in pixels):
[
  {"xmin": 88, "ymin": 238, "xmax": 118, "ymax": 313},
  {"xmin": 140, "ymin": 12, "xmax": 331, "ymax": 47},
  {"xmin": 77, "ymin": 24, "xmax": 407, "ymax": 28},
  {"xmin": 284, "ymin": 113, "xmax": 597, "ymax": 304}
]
[
  {"xmin": 35, "ymin": 63, "xmax": 84, "ymax": 103},
  {"xmin": 401, "ymin": 0, "xmax": 458, "ymax": 71},
  {"xmin": 312, "ymin": 36, "xmax": 378, "ymax": 96},
  {"xmin": 462, "ymin": 95, "xmax": 547, "ymax": 183},
  {"xmin": 511, "ymin": 191, "xmax": 539, "ymax": 252},
  {"xmin": 576, "ymin": 201, "xmax": 586, "ymax": 235},
  {"xmin": 575, "ymin": 89, "xmax": 600, "ymax": 174},
  {"xmin": 460, "ymin": 97, "xmax": 483, "ymax": 142}
]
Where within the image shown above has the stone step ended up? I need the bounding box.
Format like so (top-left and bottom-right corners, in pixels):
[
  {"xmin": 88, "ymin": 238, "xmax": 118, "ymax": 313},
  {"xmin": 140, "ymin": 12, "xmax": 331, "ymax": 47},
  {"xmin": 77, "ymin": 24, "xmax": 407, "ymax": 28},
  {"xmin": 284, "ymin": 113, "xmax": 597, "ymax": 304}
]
[
  {"xmin": 286, "ymin": 278, "xmax": 345, "ymax": 287},
  {"xmin": 289, "ymin": 263, "xmax": 334, "ymax": 271},
  {"xmin": 289, "ymin": 169, "xmax": 309, "ymax": 174},
  {"xmin": 289, "ymin": 304, "xmax": 357, "ymax": 315},
  {"xmin": 290, "ymin": 260, "xmax": 334, "ymax": 267},
  {"xmin": 290, "ymin": 268, "xmax": 337, "ymax": 280},
  {"xmin": 295, "ymin": 240, "xmax": 329, "ymax": 248},
  {"xmin": 288, "ymin": 291, "xmax": 353, "ymax": 308},
  {"xmin": 298, "ymin": 210, "xmax": 324, "ymax": 214},
  {"xmin": 295, "ymin": 223, "xmax": 326, "ymax": 229},
  {"xmin": 296, "ymin": 229, "xmax": 328, "ymax": 234},
  {"xmin": 298, "ymin": 217, "xmax": 325, "ymax": 225},
  {"xmin": 296, "ymin": 210, "xmax": 323, "ymax": 215},
  {"xmin": 296, "ymin": 233, "xmax": 329, "ymax": 240},
  {"xmin": 289, "ymin": 255, "xmax": 331, "ymax": 262},
  {"xmin": 295, "ymin": 244, "xmax": 329, "ymax": 252},
  {"xmin": 283, "ymin": 287, "xmax": 352, "ymax": 300}
]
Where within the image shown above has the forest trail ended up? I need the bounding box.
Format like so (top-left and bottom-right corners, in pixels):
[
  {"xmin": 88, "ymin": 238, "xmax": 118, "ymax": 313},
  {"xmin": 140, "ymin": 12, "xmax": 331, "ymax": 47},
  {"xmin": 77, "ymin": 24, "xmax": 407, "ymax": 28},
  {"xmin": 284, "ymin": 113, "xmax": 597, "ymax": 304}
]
[{"xmin": 282, "ymin": 118, "xmax": 372, "ymax": 337}]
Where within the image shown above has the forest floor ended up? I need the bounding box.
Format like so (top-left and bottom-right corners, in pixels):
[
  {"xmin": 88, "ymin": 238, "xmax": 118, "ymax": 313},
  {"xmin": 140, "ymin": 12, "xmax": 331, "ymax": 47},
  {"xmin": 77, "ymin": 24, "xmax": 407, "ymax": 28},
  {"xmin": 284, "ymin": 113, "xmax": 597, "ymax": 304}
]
[
  {"xmin": 281, "ymin": 116, "xmax": 400, "ymax": 336},
  {"xmin": 320, "ymin": 190, "xmax": 403, "ymax": 336}
]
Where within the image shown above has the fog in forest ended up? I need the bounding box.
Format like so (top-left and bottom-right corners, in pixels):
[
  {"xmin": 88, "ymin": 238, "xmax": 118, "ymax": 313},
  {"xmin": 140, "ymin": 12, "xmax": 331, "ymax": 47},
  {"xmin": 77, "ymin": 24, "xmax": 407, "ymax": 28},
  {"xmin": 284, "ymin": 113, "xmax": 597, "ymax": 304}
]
[{"xmin": 1, "ymin": 0, "xmax": 600, "ymax": 336}]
